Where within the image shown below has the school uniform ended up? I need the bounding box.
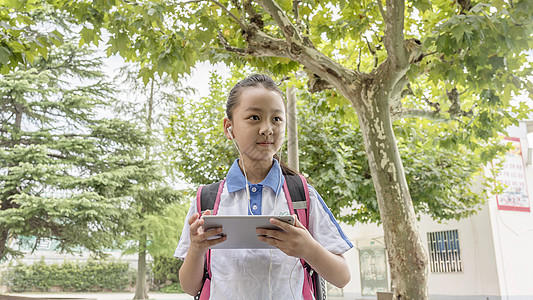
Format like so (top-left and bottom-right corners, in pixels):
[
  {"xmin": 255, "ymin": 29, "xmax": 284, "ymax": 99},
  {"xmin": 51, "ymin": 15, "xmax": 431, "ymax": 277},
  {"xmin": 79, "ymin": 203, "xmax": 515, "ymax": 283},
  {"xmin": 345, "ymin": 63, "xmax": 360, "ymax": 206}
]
[{"xmin": 175, "ymin": 159, "xmax": 353, "ymax": 300}]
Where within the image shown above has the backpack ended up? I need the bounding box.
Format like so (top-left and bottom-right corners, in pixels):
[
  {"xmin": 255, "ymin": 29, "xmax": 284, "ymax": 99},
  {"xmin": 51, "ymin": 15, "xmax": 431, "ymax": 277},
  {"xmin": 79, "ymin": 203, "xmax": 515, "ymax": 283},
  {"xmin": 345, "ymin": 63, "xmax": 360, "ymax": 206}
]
[{"xmin": 194, "ymin": 174, "xmax": 327, "ymax": 300}]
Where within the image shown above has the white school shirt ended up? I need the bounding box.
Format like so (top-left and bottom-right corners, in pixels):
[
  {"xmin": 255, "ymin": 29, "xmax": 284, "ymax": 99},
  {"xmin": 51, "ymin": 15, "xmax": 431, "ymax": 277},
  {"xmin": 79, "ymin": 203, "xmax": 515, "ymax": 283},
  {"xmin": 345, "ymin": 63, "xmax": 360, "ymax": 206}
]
[{"xmin": 174, "ymin": 159, "xmax": 353, "ymax": 300}]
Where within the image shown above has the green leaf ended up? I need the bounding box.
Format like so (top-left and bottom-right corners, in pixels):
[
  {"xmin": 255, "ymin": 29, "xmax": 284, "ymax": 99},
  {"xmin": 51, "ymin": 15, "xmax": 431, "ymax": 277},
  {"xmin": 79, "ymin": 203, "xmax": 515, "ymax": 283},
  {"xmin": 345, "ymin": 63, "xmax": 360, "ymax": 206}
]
[{"xmin": 0, "ymin": 46, "xmax": 11, "ymax": 65}]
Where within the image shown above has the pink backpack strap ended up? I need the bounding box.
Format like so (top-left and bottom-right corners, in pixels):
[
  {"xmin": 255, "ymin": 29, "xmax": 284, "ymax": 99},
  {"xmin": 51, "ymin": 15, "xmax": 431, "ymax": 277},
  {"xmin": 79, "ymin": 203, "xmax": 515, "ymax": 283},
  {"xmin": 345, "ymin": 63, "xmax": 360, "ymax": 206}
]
[
  {"xmin": 302, "ymin": 272, "xmax": 314, "ymax": 299},
  {"xmin": 213, "ymin": 179, "xmax": 225, "ymax": 215},
  {"xmin": 283, "ymin": 175, "xmax": 315, "ymax": 300},
  {"xmin": 196, "ymin": 185, "xmax": 204, "ymax": 214},
  {"xmin": 195, "ymin": 180, "xmax": 225, "ymax": 300}
]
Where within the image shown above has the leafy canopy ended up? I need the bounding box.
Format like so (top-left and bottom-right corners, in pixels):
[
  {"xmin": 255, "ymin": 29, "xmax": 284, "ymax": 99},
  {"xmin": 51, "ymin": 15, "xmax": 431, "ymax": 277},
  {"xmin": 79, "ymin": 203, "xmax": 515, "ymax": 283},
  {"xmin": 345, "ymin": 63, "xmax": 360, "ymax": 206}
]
[{"xmin": 166, "ymin": 72, "xmax": 494, "ymax": 223}]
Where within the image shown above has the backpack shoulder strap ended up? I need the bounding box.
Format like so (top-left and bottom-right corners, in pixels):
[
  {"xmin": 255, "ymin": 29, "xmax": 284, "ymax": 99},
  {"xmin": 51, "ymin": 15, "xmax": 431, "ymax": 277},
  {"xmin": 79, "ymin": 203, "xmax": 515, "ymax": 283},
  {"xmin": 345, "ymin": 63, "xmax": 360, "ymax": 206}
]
[
  {"xmin": 196, "ymin": 180, "xmax": 225, "ymax": 214},
  {"xmin": 194, "ymin": 180, "xmax": 225, "ymax": 300},
  {"xmin": 284, "ymin": 175, "xmax": 325, "ymax": 300},
  {"xmin": 284, "ymin": 174, "xmax": 310, "ymax": 228}
]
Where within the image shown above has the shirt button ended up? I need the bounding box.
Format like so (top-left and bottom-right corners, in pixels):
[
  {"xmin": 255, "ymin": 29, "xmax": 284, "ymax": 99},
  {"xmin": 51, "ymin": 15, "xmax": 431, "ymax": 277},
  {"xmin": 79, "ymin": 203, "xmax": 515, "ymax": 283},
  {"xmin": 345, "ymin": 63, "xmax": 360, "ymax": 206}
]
[
  {"xmin": 252, "ymin": 205, "xmax": 258, "ymax": 210},
  {"xmin": 251, "ymin": 187, "xmax": 257, "ymax": 192}
]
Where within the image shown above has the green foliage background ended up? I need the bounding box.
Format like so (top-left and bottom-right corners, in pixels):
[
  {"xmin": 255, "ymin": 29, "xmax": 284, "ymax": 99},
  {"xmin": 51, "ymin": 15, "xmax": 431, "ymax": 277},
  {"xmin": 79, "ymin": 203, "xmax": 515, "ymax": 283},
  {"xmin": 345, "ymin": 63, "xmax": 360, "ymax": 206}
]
[{"xmin": 166, "ymin": 72, "xmax": 496, "ymax": 224}]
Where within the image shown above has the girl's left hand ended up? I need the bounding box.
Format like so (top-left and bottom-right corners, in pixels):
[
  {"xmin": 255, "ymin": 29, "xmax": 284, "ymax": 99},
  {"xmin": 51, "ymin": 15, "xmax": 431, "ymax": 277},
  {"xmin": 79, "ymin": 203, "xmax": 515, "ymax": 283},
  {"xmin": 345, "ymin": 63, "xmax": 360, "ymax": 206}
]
[{"xmin": 256, "ymin": 215, "xmax": 318, "ymax": 260}]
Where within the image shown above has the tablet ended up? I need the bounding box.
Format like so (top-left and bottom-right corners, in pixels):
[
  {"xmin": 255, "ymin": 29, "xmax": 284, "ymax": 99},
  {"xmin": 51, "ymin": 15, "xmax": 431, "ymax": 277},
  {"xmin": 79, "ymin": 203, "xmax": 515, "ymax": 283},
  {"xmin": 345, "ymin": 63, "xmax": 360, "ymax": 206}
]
[{"xmin": 201, "ymin": 215, "xmax": 295, "ymax": 249}]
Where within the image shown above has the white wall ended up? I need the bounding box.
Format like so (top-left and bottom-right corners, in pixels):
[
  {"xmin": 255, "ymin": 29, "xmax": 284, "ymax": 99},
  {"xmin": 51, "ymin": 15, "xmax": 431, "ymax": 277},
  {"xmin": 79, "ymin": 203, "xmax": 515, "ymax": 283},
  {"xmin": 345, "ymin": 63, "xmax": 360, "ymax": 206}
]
[
  {"xmin": 488, "ymin": 125, "xmax": 533, "ymax": 299},
  {"xmin": 420, "ymin": 206, "xmax": 501, "ymax": 298},
  {"xmin": 339, "ymin": 222, "xmax": 386, "ymax": 299},
  {"xmin": 339, "ymin": 197, "xmax": 504, "ymax": 299},
  {"xmin": 491, "ymin": 208, "xmax": 533, "ymax": 298}
]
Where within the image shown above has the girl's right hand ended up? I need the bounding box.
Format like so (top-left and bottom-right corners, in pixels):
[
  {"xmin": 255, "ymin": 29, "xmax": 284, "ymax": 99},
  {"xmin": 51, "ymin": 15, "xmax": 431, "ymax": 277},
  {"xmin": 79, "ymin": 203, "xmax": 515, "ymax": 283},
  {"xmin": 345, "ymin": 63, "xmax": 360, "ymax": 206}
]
[{"xmin": 188, "ymin": 210, "xmax": 226, "ymax": 254}]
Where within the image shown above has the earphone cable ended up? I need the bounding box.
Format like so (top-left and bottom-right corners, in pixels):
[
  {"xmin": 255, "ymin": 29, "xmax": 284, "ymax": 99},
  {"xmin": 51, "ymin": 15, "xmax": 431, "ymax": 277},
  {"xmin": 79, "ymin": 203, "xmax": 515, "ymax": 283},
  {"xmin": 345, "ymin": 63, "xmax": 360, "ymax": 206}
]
[
  {"xmin": 268, "ymin": 249, "xmax": 273, "ymax": 300},
  {"xmin": 229, "ymin": 132, "xmax": 253, "ymax": 214},
  {"xmin": 289, "ymin": 259, "xmax": 299, "ymax": 300}
]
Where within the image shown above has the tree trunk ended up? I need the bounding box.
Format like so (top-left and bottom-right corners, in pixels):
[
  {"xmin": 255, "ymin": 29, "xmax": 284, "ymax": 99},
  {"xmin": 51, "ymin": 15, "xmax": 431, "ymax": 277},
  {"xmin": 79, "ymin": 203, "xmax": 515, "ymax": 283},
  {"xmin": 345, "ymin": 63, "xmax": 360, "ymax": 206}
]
[
  {"xmin": 134, "ymin": 233, "xmax": 148, "ymax": 299},
  {"xmin": 286, "ymin": 85, "xmax": 299, "ymax": 172},
  {"xmin": 0, "ymin": 101, "xmax": 23, "ymax": 260},
  {"xmin": 0, "ymin": 228, "xmax": 9, "ymax": 260},
  {"xmin": 134, "ymin": 77, "xmax": 155, "ymax": 300},
  {"xmin": 351, "ymin": 81, "xmax": 428, "ymax": 299}
]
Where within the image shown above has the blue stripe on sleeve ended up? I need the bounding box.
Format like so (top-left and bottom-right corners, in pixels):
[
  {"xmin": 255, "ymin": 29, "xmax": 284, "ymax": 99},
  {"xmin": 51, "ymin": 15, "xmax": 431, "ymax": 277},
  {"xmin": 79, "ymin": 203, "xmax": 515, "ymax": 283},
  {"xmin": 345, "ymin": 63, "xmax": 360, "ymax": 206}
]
[{"xmin": 309, "ymin": 185, "xmax": 354, "ymax": 248}]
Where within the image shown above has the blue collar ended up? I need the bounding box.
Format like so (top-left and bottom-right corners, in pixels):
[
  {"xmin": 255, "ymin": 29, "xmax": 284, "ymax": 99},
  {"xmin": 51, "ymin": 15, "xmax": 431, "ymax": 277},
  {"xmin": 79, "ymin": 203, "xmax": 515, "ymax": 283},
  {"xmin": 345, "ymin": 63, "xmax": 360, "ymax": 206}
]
[{"xmin": 226, "ymin": 159, "xmax": 284, "ymax": 195}]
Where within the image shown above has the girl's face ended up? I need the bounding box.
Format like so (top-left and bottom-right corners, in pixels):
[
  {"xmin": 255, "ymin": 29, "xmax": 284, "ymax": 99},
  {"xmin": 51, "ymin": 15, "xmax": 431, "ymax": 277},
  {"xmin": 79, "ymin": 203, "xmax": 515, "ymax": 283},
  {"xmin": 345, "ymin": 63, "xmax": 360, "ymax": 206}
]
[{"xmin": 224, "ymin": 87, "xmax": 286, "ymax": 164}]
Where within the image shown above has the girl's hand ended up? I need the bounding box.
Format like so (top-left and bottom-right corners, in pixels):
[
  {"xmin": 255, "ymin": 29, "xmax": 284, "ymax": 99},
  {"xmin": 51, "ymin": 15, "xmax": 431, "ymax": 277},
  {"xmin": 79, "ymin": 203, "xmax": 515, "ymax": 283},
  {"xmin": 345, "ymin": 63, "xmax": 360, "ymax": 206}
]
[
  {"xmin": 188, "ymin": 210, "xmax": 227, "ymax": 255},
  {"xmin": 256, "ymin": 215, "xmax": 319, "ymax": 260}
]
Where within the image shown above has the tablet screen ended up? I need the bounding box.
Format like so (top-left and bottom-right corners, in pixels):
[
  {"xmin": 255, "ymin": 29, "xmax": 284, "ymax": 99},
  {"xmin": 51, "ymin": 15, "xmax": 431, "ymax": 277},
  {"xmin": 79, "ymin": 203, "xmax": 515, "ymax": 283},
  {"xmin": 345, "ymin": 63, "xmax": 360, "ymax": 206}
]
[{"xmin": 201, "ymin": 215, "xmax": 295, "ymax": 249}]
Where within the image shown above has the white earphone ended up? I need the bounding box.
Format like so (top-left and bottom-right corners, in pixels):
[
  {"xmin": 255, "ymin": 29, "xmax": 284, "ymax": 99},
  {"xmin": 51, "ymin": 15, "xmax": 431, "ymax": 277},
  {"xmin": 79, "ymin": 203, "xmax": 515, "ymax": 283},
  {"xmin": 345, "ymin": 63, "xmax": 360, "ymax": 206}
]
[{"xmin": 227, "ymin": 125, "xmax": 252, "ymax": 209}]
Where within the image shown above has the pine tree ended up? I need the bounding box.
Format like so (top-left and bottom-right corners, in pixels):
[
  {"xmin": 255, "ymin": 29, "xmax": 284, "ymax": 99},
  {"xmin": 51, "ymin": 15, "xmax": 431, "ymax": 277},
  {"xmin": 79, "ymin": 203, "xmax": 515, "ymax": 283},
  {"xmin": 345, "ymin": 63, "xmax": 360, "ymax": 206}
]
[{"xmin": 0, "ymin": 42, "xmax": 156, "ymax": 261}]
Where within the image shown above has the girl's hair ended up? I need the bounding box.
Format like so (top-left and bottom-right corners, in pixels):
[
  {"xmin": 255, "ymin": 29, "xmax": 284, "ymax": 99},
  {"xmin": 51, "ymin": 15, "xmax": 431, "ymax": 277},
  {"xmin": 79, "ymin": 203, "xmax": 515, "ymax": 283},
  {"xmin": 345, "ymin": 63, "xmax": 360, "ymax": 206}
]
[
  {"xmin": 226, "ymin": 74, "xmax": 298, "ymax": 176},
  {"xmin": 226, "ymin": 74, "xmax": 284, "ymax": 120}
]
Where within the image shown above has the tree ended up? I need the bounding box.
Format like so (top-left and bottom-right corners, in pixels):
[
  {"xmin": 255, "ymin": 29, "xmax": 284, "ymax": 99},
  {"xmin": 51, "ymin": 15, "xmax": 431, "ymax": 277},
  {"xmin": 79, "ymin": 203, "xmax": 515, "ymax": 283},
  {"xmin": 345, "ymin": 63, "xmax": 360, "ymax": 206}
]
[
  {"xmin": 0, "ymin": 42, "xmax": 155, "ymax": 262},
  {"xmin": 4, "ymin": 0, "xmax": 533, "ymax": 298},
  {"xmin": 0, "ymin": 2, "xmax": 64, "ymax": 74},
  {"xmin": 166, "ymin": 72, "xmax": 234, "ymax": 185},
  {"xmin": 146, "ymin": 202, "xmax": 189, "ymax": 291},
  {"xmin": 114, "ymin": 64, "xmax": 190, "ymax": 299},
  {"xmin": 167, "ymin": 71, "xmax": 495, "ymax": 224}
]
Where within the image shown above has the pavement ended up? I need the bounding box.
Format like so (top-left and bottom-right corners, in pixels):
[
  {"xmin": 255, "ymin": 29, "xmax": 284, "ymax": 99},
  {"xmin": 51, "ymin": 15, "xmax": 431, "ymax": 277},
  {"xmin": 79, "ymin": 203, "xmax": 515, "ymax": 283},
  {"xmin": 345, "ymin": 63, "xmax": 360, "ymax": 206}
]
[
  {"xmin": 0, "ymin": 293, "xmax": 194, "ymax": 300},
  {"xmin": 0, "ymin": 293, "xmax": 352, "ymax": 300}
]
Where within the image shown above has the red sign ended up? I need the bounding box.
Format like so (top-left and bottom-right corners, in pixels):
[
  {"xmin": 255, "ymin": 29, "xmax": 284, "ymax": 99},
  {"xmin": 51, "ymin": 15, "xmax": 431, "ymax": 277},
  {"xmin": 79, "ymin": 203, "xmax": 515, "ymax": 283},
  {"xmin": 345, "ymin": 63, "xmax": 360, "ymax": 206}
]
[{"xmin": 494, "ymin": 137, "xmax": 530, "ymax": 212}]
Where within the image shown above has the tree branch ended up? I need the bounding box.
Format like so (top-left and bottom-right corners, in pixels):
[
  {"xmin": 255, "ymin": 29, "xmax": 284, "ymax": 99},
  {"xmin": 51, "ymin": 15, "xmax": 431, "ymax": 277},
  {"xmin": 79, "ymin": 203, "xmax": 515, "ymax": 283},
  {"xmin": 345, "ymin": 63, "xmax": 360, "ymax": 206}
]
[
  {"xmin": 293, "ymin": 0, "xmax": 300, "ymax": 23},
  {"xmin": 244, "ymin": 24, "xmax": 292, "ymax": 58},
  {"xmin": 256, "ymin": 0, "xmax": 304, "ymax": 45},
  {"xmin": 237, "ymin": 2, "xmax": 363, "ymax": 101},
  {"xmin": 183, "ymin": 0, "xmax": 247, "ymax": 29},
  {"xmin": 244, "ymin": 0, "xmax": 258, "ymax": 19},
  {"xmin": 216, "ymin": 27, "xmax": 248, "ymax": 56},
  {"xmin": 364, "ymin": 36, "xmax": 379, "ymax": 68},
  {"xmin": 244, "ymin": 23, "xmax": 360, "ymax": 98},
  {"xmin": 377, "ymin": 0, "xmax": 386, "ymax": 22},
  {"xmin": 357, "ymin": 47, "xmax": 362, "ymax": 72},
  {"xmin": 304, "ymin": 69, "xmax": 335, "ymax": 93},
  {"xmin": 392, "ymin": 109, "xmax": 447, "ymax": 122},
  {"xmin": 421, "ymin": 93, "xmax": 440, "ymax": 113},
  {"xmin": 383, "ymin": 0, "xmax": 408, "ymax": 67},
  {"xmin": 446, "ymin": 88, "xmax": 474, "ymax": 118}
]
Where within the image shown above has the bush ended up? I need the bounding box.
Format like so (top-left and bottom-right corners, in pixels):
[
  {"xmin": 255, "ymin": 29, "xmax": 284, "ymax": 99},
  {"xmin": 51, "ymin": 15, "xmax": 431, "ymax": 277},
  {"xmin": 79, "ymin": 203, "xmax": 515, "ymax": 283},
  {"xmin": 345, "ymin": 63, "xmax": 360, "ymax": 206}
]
[
  {"xmin": 158, "ymin": 283, "xmax": 183, "ymax": 293},
  {"xmin": 150, "ymin": 255, "xmax": 183, "ymax": 292},
  {"xmin": 1, "ymin": 258, "xmax": 135, "ymax": 292}
]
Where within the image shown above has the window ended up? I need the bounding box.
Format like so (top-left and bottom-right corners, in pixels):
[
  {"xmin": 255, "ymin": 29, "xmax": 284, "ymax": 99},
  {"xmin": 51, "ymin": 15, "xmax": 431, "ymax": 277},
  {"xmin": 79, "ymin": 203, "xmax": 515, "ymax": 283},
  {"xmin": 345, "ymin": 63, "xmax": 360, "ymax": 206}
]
[
  {"xmin": 427, "ymin": 230, "xmax": 463, "ymax": 273},
  {"xmin": 37, "ymin": 238, "xmax": 52, "ymax": 250}
]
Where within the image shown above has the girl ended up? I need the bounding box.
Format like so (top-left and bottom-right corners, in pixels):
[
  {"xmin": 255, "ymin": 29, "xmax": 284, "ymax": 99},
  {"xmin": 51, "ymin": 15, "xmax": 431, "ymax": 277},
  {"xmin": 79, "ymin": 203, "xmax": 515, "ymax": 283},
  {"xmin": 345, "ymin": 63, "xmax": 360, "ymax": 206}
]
[{"xmin": 174, "ymin": 74, "xmax": 352, "ymax": 299}]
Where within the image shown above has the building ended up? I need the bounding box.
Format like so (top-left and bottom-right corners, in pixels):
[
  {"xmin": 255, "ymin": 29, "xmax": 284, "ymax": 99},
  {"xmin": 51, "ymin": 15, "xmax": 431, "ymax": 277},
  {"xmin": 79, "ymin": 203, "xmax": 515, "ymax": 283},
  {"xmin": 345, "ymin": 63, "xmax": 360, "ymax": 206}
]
[
  {"xmin": 1, "ymin": 236, "xmax": 145, "ymax": 270},
  {"xmin": 337, "ymin": 121, "xmax": 533, "ymax": 300}
]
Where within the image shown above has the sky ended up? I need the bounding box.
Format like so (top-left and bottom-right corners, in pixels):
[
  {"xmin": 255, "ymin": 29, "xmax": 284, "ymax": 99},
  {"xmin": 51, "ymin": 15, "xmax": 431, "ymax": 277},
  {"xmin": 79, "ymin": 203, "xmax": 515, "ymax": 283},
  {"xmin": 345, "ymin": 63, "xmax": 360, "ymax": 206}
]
[{"xmin": 102, "ymin": 54, "xmax": 230, "ymax": 100}]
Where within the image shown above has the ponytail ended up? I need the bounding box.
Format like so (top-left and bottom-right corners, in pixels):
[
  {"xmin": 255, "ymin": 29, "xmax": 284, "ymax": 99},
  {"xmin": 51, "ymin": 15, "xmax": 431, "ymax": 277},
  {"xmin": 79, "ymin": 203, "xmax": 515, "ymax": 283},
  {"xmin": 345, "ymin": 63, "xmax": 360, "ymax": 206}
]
[{"xmin": 274, "ymin": 154, "xmax": 299, "ymax": 176}]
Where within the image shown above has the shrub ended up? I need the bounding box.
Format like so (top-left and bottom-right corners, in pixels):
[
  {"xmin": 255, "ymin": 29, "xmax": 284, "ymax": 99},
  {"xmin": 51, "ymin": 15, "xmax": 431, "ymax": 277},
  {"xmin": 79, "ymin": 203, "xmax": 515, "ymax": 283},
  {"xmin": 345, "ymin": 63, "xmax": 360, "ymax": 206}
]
[
  {"xmin": 158, "ymin": 283, "xmax": 183, "ymax": 293},
  {"xmin": 1, "ymin": 258, "xmax": 135, "ymax": 292},
  {"xmin": 150, "ymin": 255, "xmax": 183, "ymax": 292}
]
